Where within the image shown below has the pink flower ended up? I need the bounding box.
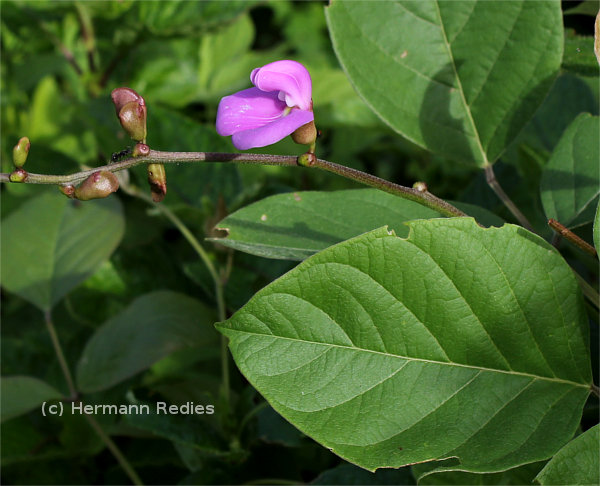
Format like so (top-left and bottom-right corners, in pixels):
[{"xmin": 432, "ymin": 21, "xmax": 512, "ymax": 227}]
[{"xmin": 216, "ymin": 60, "xmax": 314, "ymax": 150}]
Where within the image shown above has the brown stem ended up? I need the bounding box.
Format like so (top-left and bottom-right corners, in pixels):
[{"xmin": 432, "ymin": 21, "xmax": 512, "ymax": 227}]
[{"xmin": 548, "ymin": 219, "xmax": 598, "ymax": 258}]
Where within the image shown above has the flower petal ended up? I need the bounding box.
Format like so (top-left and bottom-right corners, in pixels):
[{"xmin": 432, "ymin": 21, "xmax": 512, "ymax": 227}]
[
  {"xmin": 232, "ymin": 109, "xmax": 314, "ymax": 150},
  {"xmin": 250, "ymin": 60, "xmax": 312, "ymax": 111},
  {"xmin": 216, "ymin": 87, "xmax": 286, "ymax": 136}
]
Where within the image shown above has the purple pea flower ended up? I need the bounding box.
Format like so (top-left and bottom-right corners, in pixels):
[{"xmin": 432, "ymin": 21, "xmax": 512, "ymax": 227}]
[{"xmin": 216, "ymin": 60, "xmax": 315, "ymax": 150}]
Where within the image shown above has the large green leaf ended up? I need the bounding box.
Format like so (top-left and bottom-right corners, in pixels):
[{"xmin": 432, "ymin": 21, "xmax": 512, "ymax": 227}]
[
  {"xmin": 540, "ymin": 113, "xmax": 599, "ymax": 228},
  {"xmin": 76, "ymin": 291, "xmax": 218, "ymax": 393},
  {"xmin": 535, "ymin": 425, "xmax": 599, "ymax": 485},
  {"xmin": 325, "ymin": 1, "xmax": 563, "ymax": 167},
  {"xmin": 211, "ymin": 189, "xmax": 503, "ymax": 260},
  {"xmin": 217, "ymin": 219, "xmax": 591, "ymax": 473},
  {"xmin": 1, "ymin": 376, "xmax": 63, "ymax": 422},
  {"xmin": 1, "ymin": 191, "xmax": 125, "ymax": 311}
]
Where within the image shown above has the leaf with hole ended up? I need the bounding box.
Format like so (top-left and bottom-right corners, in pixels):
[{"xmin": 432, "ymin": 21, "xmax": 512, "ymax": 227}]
[
  {"xmin": 217, "ymin": 219, "xmax": 591, "ymax": 472},
  {"xmin": 326, "ymin": 0, "xmax": 563, "ymax": 167},
  {"xmin": 212, "ymin": 189, "xmax": 503, "ymax": 260}
]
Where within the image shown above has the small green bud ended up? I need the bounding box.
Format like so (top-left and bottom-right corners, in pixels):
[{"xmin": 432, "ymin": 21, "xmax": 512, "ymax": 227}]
[
  {"xmin": 74, "ymin": 171, "xmax": 119, "ymax": 201},
  {"xmin": 111, "ymin": 87, "xmax": 143, "ymax": 115},
  {"xmin": 118, "ymin": 101, "xmax": 147, "ymax": 142},
  {"xmin": 413, "ymin": 181, "xmax": 428, "ymax": 193},
  {"xmin": 132, "ymin": 143, "xmax": 150, "ymax": 157},
  {"xmin": 147, "ymin": 163, "xmax": 167, "ymax": 202},
  {"xmin": 9, "ymin": 168, "xmax": 28, "ymax": 182},
  {"xmin": 13, "ymin": 137, "xmax": 30, "ymax": 168},
  {"xmin": 297, "ymin": 152, "xmax": 316, "ymax": 167},
  {"xmin": 291, "ymin": 120, "xmax": 317, "ymax": 146}
]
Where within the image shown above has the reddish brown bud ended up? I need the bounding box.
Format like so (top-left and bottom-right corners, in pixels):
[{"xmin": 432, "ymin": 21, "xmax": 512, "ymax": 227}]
[
  {"xmin": 59, "ymin": 185, "xmax": 76, "ymax": 198},
  {"xmin": 147, "ymin": 163, "xmax": 167, "ymax": 202},
  {"xmin": 291, "ymin": 120, "xmax": 317, "ymax": 146},
  {"xmin": 118, "ymin": 101, "xmax": 147, "ymax": 142},
  {"xmin": 13, "ymin": 137, "xmax": 30, "ymax": 168},
  {"xmin": 132, "ymin": 143, "xmax": 150, "ymax": 157},
  {"xmin": 111, "ymin": 87, "xmax": 143, "ymax": 115},
  {"xmin": 74, "ymin": 171, "xmax": 119, "ymax": 201}
]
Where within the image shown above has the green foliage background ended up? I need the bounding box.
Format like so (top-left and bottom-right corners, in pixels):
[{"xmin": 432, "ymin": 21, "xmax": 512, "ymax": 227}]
[{"xmin": 1, "ymin": 1, "xmax": 598, "ymax": 485}]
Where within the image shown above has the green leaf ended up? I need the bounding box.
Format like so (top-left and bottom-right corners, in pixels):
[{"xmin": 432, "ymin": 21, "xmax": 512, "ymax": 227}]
[
  {"xmin": 123, "ymin": 406, "xmax": 229, "ymax": 457},
  {"xmin": 562, "ymin": 32, "xmax": 599, "ymax": 77},
  {"xmin": 217, "ymin": 219, "xmax": 591, "ymax": 473},
  {"xmin": 540, "ymin": 113, "xmax": 599, "ymax": 228},
  {"xmin": 325, "ymin": 1, "xmax": 563, "ymax": 167},
  {"xmin": 414, "ymin": 460, "xmax": 544, "ymax": 484},
  {"xmin": 1, "ymin": 376, "xmax": 63, "ymax": 422},
  {"xmin": 535, "ymin": 425, "xmax": 599, "ymax": 485},
  {"xmin": 76, "ymin": 291, "xmax": 218, "ymax": 393},
  {"xmin": 211, "ymin": 189, "xmax": 503, "ymax": 260},
  {"xmin": 1, "ymin": 191, "xmax": 125, "ymax": 311}
]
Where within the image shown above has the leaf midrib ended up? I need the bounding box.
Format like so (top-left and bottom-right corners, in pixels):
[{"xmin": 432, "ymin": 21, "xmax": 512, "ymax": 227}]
[
  {"xmin": 433, "ymin": 0, "xmax": 489, "ymax": 166},
  {"xmin": 224, "ymin": 324, "xmax": 589, "ymax": 389}
]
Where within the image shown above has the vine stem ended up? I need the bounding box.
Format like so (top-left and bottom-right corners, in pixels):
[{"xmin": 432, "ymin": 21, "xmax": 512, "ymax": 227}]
[
  {"xmin": 123, "ymin": 185, "xmax": 230, "ymax": 408},
  {"xmin": 43, "ymin": 311, "xmax": 143, "ymax": 485},
  {"xmin": 0, "ymin": 149, "xmax": 467, "ymax": 219},
  {"xmin": 43, "ymin": 310, "xmax": 77, "ymax": 399},
  {"xmin": 83, "ymin": 414, "xmax": 144, "ymax": 485},
  {"xmin": 484, "ymin": 164, "xmax": 533, "ymax": 231},
  {"xmin": 591, "ymin": 384, "xmax": 600, "ymax": 398}
]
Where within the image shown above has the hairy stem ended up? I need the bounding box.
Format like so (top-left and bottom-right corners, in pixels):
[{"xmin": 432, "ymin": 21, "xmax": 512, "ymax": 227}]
[
  {"xmin": 484, "ymin": 165, "xmax": 533, "ymax": 231},
  {"xmin": 1, "ymin": 150, "xmax": 467, "ymax": 218},
  {"xmin": 43, "ymin": 310, "xmax": 77, "ymax": 399},
  {"xmin": 123, "ymin": 185, "xmax": 230, "ymax": 408},
  {"xmin": 83, "ymin": 413, "xmax": 144, "ymax": 485}
]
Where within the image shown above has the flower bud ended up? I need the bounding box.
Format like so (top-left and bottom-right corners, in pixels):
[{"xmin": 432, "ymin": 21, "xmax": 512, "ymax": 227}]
[
  {"xmin": 132, "ymin": 143, "xmax": 150, "ymax": 157},
  {"xmin": 74, "ymin": 171, "xmax": 119, "ymax": 201},
  {"xmin": 13, "ymin": 137, "xmax": 30, "ymax": 168},
  {"xmin": 147, "ymin": 163, "xmax": 167, "ymax": 202},
  {"xmin": 297, "ymin": 152, "xmax": 316, "ymax": 167},
  {"xmin": 59, "ymin": 185, "xmax": 76, "ymax": 198},
  {"xmin": 118, "ymin": 101, "xmax": 147, "ymax": 142},
  {"xmin": 9, "ymin": 168, "xmax": 28, "ymax": 182},
  {"xmin": 111, "ymin": 87, "xmax": 143, "ymax": 115},
  {"xmin": 291, "ymin": 120, "xmax": 317, "ymax": 146}
]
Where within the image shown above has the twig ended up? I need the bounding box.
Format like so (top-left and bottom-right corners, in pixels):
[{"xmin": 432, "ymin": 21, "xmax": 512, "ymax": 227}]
[
  {"xmin": 548, "ymin": 219, "xmax": 598, "ymax": 258},
  {"xmin": 1, "ymin": 150, "xmax": 468, "ymax": 219}
]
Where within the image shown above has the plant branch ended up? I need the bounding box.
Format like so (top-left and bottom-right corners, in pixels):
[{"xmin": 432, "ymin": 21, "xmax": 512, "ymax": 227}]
[
  {"xmin": 484, "ymin": 164, "xmax": 533, "ymax": 231},
  {"xmin": 1, "ymin": 150, "xmax": 468, "ymax": 218},
  {"xmin": 548, "ymin": 219, "xmax": 598, "ymax": 258},
  {"xmin": 591, "ymin": 383, "xmax": 600, "ymax": 398},
  {"xmin": 43, "ymin": 310, "xmax": 77, "ymax": 399},
  {"xmin": 83, "ymin": 413, "xmax": 144, "ymax": 485}
]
